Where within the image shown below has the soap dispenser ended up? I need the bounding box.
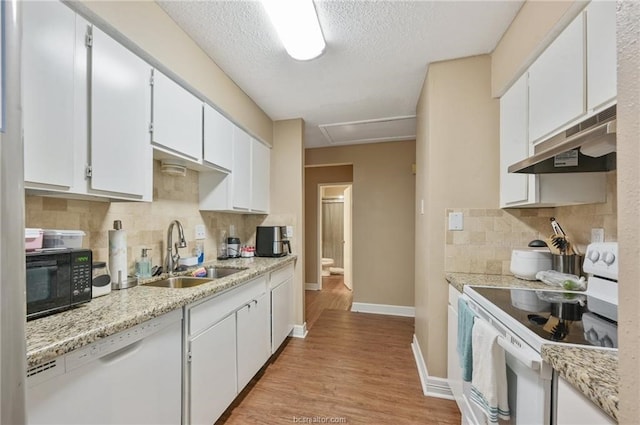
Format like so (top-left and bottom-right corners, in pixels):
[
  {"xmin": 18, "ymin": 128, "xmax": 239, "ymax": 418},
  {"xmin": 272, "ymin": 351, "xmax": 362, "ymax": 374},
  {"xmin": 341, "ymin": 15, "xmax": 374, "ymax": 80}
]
[{"xmin": 136, "ymin": 248, "xmax": 152, "ymax": 279}]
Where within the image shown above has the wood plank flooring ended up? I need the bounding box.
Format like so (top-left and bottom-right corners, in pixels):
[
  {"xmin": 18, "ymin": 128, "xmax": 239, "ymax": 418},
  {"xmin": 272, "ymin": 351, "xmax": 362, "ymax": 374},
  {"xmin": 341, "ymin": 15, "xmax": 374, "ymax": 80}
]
[
  {"xmin": 305, "ymin": 275, "xmax": 353, "ymax": 330},
  {"xmin": 216, "ymin": 309, "xmax": 461, "ymax": 425}
]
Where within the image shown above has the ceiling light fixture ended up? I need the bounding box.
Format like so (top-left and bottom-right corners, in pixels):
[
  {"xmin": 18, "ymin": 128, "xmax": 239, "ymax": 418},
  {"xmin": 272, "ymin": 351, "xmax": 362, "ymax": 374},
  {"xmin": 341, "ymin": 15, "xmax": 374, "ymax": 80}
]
[{"xmin": 261, "ymin": 0, "xmax": 325, "ymax": 61}]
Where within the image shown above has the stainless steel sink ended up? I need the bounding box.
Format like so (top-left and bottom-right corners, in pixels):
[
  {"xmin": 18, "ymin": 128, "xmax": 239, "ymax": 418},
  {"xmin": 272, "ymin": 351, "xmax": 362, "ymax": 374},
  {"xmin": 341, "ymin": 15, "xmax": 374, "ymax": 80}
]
[
  {"xmin": 143, "ymin": 267, "xmax": 245, "ymax": 288},
  {"xmin": 143, "ymin": 277, "xmax": 213, "ymax": 289},
  {"xmin": 208, "ymin": 267, "xmax": 245, "ymax": 278}
]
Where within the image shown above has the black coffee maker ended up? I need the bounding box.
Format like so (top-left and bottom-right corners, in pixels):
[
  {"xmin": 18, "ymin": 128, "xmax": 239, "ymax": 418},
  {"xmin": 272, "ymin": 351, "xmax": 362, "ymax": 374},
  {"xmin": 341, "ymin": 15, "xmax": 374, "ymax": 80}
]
[{"xmin": 255, "ymin": 226, "xmax": 291, "ymax": 257}]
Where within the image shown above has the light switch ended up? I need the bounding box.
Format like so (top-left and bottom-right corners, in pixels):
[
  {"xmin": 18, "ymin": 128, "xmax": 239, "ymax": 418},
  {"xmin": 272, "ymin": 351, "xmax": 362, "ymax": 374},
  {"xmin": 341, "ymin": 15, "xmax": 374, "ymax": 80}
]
[
  {"xmin": 448, "ymin": 212, "xmax": 463, "ymax": 231},
  {"xmin": 195, "ymin": 224, "xmax": 206, "ymax": 240}
]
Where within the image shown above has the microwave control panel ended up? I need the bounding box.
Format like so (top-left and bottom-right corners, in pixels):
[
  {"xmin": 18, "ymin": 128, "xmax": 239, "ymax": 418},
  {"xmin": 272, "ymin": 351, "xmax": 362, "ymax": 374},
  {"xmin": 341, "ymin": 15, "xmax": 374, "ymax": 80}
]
[{"xmin": 71, "ymin": 250, "xmax": 92, "ymax": 304}]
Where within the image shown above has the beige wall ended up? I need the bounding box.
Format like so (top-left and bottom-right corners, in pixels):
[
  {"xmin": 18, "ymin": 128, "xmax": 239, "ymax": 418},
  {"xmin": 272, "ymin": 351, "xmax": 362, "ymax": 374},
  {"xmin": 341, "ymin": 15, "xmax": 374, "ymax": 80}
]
[
  {"xmin": 265, "ymin": 120, "xmax": 305, "ymax": 325},
  {"xmin": 616, "ymin": 2, "xmax": 640, "ymax": 422},
  {"xmin": 491, "ymin": 0, "xmax": 585, "ymax": 97},
  {"xmin": 75, "ymin": 1, "xmax": 273, "ymax": 144},
  {"xmin": 415, "ymin": 55, "xmax": 499, "ymax": 377},
  {"xmin": 306, "ymin": 141, "xmax": 416, "ymax": 307},
  {"xmin": 304, "ymin": 165, "xmax": 354, "ymax": 283}
]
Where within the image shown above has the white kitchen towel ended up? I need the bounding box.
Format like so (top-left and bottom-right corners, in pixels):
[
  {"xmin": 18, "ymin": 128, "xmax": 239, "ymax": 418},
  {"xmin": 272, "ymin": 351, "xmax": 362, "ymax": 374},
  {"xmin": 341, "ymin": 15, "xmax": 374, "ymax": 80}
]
[{"xmin": 469, "ymin": 318, "xmax": 510, "ymax": 424}]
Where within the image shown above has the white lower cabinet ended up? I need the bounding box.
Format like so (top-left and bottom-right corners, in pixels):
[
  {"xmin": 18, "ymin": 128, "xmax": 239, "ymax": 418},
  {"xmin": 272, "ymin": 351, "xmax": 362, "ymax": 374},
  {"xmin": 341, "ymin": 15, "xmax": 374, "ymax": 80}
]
[
  {"xmin": 189, "ymin": 314, "xmax": 237, "ymax": 425},
  {"xmin": 185, "ymin": 274, "xmax": 270, "ymax": 425},
  {"xmin": 270, "ymin": 263, "xmax": 294, "ymax": 354},
  {"xmin": 236, "ymin": 291, "xmax": 271, "ymax": 390},
  {"xmin": 555, "ymin": 376, "xmax": 615, "ymax": 425},
  {"xmin": 447, "ymin": 285, "xmax": 463, "ymax": 406}
]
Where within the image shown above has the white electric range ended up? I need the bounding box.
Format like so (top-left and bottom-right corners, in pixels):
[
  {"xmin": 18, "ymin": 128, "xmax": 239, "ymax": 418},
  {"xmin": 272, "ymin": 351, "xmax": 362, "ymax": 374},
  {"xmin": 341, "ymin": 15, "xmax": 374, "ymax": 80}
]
[{"xmin": 461, "ymin": 242, "xmax": 618, "ymax": 425}]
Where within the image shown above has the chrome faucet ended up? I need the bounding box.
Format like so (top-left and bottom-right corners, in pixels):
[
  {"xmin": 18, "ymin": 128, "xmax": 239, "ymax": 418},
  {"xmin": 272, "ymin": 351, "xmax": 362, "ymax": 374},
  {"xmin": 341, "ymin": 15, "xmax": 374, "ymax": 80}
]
[{"xmin": 165, "ymin": 220, "xmax": 187, "ymax": 274}]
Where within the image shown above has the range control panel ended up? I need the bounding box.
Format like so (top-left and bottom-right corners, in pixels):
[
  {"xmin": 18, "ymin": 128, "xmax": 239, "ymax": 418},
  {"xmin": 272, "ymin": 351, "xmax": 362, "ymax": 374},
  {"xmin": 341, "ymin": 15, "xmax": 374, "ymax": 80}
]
[{"xmin": 583, "ymin": 242, "xmax": 618, "ymax": 280}]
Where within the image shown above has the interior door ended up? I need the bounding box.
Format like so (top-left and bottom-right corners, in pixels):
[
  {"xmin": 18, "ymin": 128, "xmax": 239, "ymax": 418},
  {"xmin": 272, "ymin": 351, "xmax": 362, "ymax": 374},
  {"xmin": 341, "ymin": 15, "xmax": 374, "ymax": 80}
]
[{"xmin": 343, "ymin": 186, "xmax": 353, "ymax": 290}]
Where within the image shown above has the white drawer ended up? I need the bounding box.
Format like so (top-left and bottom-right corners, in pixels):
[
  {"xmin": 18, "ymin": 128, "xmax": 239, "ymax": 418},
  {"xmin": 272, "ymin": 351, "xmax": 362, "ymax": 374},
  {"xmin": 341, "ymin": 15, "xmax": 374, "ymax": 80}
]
[
  {"xmin": 189, "ymin": 275, "xmax": 267, "ymax": 337},
  {"xmin": 269, "ymin": 263, "xmax": 294, "ymax": 289}
]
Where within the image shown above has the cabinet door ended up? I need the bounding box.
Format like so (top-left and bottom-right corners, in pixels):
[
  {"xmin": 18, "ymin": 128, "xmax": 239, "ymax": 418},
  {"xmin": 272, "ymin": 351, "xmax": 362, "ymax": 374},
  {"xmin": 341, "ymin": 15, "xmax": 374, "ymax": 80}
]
[
  {"xmin": 529, "ymin": 13, "xmax": 585, "ymax": 143},
  {"xmin": 189, "ymin": 314, "xmax": 237, "ymax": 425},
  {"xmin": 586, "ymin": 0, "xmax": 616, "ymax": 110},
  {"xmin": 251, "ymin": 139, "xmax": 270, "ymax": 213},
  {"xmin": 271, "ymin": 277, "xmax": 293, "ymax": 353},
  {"xmin": 555, "ymin": 376, "xmax": 615, "ymax": 424},
  {"xmin": 152, "ymin": 70, "xmax": 203, "ymax": 160},
  {"xmin": 90, "ymin": 26, "xmax": 152, "ymax": 199},
  {"xmin": 500, "ymin": 74, "xmax": 530, "ymax": 206},
  {"xmin": 22, "ymin": 1, "xmax": 76, "ymax": 188},
  {"xmin": 232, "ymin": 127, "xmax": 251, "ymax": 210},
  {"xmin": 203, "ymin": 104, "xmax": 233, "ymax": 172},
  {"xmin": 236, "ymin": 291, "xmax": 270, "ymax": 391}
]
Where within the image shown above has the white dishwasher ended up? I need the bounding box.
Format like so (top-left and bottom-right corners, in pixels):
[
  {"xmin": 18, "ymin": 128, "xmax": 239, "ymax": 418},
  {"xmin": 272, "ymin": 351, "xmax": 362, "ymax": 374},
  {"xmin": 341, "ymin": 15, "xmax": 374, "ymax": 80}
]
[{"xmin": 27, "ymin": 309, "xmax": 182, "ymax": 425}]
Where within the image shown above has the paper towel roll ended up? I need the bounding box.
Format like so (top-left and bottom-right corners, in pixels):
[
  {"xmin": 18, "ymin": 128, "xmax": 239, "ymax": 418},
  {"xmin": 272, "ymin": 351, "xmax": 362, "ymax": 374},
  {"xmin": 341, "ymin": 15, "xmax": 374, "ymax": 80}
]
[{"xmin": 109, "ymin": 229, "xmax": 127, "ymax": 285}]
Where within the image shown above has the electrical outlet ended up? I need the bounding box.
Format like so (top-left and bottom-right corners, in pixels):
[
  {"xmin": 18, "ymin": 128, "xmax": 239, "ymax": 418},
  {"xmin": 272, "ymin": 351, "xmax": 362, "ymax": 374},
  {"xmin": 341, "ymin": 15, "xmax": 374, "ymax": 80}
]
[
  {"xmin": 591, "ymin": 228, "xmax": 605, "ymax": 243},
  {"xmin": 448, "ymin": 212, "xmax": 463, "ymax": 231},
  {"xmin": 195, "ymin": 224, "xmax": 206, "ymax": 240},
  {"xmin": 285, "ymin": 226, "xmax": 294, "ymax": 238}
]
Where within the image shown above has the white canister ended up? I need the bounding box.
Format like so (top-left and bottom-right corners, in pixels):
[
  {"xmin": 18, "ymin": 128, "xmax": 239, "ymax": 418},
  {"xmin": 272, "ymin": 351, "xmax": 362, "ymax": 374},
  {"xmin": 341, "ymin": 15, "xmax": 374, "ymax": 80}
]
[{"xmin": 510, "ymin": 248, "xmax": 552, "ymax": 280}]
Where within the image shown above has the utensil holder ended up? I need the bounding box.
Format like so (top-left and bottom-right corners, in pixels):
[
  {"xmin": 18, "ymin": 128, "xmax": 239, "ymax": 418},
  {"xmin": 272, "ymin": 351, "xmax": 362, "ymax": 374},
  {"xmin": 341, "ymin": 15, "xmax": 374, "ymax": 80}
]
[{"xmin": 552, "ymin": 254, "xmax": 583, "ymax": 277}]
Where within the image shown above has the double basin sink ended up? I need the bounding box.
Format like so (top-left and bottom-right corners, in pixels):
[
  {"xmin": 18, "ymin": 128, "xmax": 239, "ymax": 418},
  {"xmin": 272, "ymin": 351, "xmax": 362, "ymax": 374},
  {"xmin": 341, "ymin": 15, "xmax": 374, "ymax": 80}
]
[{"xmin": 143, "ymin": 267, "xmax": 245, "ymax": 289}]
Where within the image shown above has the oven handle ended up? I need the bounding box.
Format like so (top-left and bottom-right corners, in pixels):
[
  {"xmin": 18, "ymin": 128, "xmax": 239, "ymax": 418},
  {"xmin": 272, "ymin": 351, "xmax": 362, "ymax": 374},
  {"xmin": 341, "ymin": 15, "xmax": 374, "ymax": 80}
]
[{"xmin": 497, "ymin": 335, "xmax": 541, "ymax": 371}]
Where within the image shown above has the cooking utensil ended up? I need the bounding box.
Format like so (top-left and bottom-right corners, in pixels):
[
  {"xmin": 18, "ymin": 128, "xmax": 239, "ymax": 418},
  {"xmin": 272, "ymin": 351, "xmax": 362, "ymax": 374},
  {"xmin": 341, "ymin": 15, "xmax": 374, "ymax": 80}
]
[
  {"xmin": 551, "ymin": 236, "xmax": 568, "ymax": 254},
  {"xmin": 550, "ymin": 217, "xmax": 566, "ymax": 237}
]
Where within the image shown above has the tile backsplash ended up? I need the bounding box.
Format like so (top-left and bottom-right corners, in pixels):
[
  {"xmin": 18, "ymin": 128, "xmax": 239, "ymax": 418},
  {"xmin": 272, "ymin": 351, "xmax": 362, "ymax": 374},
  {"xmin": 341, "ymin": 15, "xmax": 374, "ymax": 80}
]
[
  {"xmin": 445, "ymin": 172, "xmax": 617, "ymax": 275},
  {"xmin": 26, "ymin": 161, "xmax": 267, "ymax": 275}
]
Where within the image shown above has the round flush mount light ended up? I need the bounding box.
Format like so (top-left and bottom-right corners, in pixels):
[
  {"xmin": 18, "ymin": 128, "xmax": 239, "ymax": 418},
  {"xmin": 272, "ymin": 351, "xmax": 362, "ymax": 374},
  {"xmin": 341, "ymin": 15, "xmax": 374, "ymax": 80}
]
[{"xmin": 160, "ymin": 159, "xmax": 187, "ymax": 177}]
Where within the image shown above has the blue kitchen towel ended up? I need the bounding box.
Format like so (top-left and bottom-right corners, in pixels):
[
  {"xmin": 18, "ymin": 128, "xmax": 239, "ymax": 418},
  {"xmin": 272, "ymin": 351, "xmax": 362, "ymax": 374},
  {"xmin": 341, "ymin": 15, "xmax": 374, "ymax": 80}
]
[{"xmin": 457, "ymin": 296, "xmax": 476, "ymax": 382}]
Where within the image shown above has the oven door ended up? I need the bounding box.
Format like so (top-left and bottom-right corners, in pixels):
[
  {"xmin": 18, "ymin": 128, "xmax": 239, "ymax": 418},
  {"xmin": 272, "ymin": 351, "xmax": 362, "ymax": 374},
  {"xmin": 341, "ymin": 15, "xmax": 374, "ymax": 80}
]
[
  {"xmin": 464, "ymin": 296, "xmax": 553, "ymax": 425},
  {"xmin": 26, "ymin": 254, "xmax": 71, "ymax": 319}
]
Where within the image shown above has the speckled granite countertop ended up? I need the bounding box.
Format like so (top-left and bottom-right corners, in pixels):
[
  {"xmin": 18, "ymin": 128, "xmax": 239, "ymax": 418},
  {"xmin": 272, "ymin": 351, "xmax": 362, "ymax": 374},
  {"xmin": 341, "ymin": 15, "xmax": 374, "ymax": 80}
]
[
  {"xmin": 446, "ymin": 272, "xmax": 617, "ymax": 421},
  {"xmin": 542, "ymin": 345, "xmax": 618, "ymax": 421},
  {"xmin": 445, "ymin": 272, "xmax": 553, "ymax": 292},
  {"xmin": 26, "ymin": 256, "xmax": 296, "ymax": 368}
]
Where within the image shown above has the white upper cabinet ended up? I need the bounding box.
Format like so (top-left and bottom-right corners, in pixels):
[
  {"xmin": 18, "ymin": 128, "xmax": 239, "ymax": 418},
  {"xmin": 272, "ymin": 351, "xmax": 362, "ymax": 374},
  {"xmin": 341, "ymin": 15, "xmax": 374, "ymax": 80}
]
[
  {"xmin": 251, "ymin": 139, "xmax": 270, "ymax": 213},
  {"xmin": 199, "ymin": 126, "xmax": 271, "ymax": 214},
  {"xmin": 90, "ymin": 26, "xmax": 152, "ymax": 199},
  {"xmin": 528, "ymin": 13, "xmax": 585, "ymax": 144},
  {"xmin": 151, "ymin": 70, "xmax": 203, "ymax": 161},
  {"xmin": 232, "ymin": 126, "xmax": 252, "ymax": 211},
  {"xmin": 22, "ymin": 2, "xmax": 151, "ymax": 201},
  {"xmin": 586, "ymin": 0, "xmax": 617, "ymax": 111},
  {"xmin": 22, "ymin": 1, "xmax": 76, "ymax": 188},
  {"xmin": 203, "ymin": 104, "xmax": 233, "ymax": 172},
  {"xmin": 500, "ymin": 73, "xmax": 530, "ymax": 207}
]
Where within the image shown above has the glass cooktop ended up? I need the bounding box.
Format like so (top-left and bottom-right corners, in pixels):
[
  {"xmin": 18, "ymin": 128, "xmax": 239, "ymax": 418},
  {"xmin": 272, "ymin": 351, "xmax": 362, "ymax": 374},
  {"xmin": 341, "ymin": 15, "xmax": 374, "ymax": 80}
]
[{"xmin": 470, "ymin": 287, "xmax": 618, "ymax": 349}]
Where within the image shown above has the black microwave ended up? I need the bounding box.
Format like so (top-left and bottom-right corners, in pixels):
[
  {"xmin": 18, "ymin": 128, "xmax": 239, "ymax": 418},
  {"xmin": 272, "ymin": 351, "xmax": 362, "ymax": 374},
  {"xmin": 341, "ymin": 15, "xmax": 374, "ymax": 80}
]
[{"xmin": 26, "ymin": 249, "xmax": 93, "ymax": 320}]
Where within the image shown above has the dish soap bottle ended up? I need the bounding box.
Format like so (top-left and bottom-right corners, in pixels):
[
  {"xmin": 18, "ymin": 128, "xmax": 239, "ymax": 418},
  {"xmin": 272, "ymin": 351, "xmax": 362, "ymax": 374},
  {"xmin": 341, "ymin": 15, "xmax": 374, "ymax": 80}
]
[{"xmin": 136, "ymin": 248, "xmax": 152, "ymax": 279}]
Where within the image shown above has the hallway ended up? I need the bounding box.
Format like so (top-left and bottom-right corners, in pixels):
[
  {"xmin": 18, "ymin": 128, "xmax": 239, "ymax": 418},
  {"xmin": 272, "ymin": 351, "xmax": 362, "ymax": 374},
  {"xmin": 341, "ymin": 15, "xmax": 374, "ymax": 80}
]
[
  {"xmin": 305, "ymin": 274, "xmax": 353, "ymax": 330},
  {"xmin": 216, "ymin": 309, "xmax": 461, "ymax": 424}
]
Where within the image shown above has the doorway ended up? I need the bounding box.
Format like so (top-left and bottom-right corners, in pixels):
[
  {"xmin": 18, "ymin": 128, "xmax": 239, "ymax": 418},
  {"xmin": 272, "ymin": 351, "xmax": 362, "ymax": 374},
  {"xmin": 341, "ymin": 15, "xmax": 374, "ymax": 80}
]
[{"xmin": 317, "ymin": 184, "xmax": 353, "ymax": 291}]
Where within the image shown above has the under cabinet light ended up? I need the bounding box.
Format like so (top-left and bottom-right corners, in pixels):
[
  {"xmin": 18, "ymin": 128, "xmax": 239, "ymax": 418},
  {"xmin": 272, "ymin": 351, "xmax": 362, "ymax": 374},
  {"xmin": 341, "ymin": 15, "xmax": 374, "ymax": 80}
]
[{"xmin": 261, "ymin": 0, "xmax": 326, "ymax": 61}]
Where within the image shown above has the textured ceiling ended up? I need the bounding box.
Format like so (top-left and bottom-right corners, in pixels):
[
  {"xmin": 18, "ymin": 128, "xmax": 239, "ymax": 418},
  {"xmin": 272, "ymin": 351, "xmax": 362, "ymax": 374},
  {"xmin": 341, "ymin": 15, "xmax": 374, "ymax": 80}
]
[{"xmin": 157, "ymin": 0, "xmax": 523, "ymax": 148}]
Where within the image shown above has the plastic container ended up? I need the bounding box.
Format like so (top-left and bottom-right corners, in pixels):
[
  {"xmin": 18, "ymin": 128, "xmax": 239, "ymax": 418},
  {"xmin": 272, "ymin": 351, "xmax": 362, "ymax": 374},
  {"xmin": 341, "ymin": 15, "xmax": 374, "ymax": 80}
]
[
  {"xmin": 42, "ymin": 229, "xmax": 86, "ymax": 249},
  {"xmin": 25, "ymin": 228, "xmax": 44, "ymax": 251}
]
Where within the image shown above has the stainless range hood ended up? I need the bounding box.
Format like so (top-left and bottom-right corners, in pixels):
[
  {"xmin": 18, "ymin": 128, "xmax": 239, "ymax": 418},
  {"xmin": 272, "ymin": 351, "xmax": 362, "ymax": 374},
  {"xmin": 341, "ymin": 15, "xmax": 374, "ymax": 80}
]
[{"xmin": 509, "ymin": 105, "xmax": 617, "ymax": 174}]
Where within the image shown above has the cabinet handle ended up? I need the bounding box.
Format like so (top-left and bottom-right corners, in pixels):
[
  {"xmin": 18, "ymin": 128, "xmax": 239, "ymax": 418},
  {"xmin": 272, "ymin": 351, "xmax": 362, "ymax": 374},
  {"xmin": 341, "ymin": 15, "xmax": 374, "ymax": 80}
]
[{"xmin": 253, "ymin": 299, "xmax": 258, "ymax": 307}]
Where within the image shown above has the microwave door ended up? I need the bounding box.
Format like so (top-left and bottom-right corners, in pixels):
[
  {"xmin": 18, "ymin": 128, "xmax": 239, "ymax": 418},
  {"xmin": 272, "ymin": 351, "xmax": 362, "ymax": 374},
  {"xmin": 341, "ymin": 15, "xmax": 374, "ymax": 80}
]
[{"xmin": 26, "ymin": 260, "xmax": 69, "ymax": 318}]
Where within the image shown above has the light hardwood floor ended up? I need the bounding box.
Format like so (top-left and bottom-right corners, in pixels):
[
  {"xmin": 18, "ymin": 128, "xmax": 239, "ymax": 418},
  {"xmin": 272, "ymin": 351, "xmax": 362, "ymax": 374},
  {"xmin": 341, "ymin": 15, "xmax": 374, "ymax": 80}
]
[
  {"xmin": 216, "ymin": 309, "xmax": 461, "ymax": 425},
  {"xmin": 305, "ymin": 275, "xmax": 353, "ymax": 330}
]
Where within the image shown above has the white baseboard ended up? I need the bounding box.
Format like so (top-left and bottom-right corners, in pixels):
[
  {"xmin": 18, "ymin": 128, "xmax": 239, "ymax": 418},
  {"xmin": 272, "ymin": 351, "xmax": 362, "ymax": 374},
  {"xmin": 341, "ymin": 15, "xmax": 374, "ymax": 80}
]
[
  {"xmin": 305, "ymin": 282, "xmax": 320, "ymax": 291},
  {"xmin": 351, "ymin": 302, "xmax": 415, "ymax": 317},
  {"xmin": 291, "ymin": 323, "xmax": 308, "ymax": 338},
  {"xmin": 411, "ymin": 334, "xmax": 454, "ymax": 400}
]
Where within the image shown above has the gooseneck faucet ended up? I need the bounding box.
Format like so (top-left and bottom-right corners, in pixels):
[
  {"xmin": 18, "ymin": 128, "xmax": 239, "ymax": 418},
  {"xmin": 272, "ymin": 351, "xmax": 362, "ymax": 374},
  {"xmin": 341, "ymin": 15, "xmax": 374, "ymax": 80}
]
[{"xmin": 165, "ymin": 220, "xmax": 187, "ymax": 274}]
